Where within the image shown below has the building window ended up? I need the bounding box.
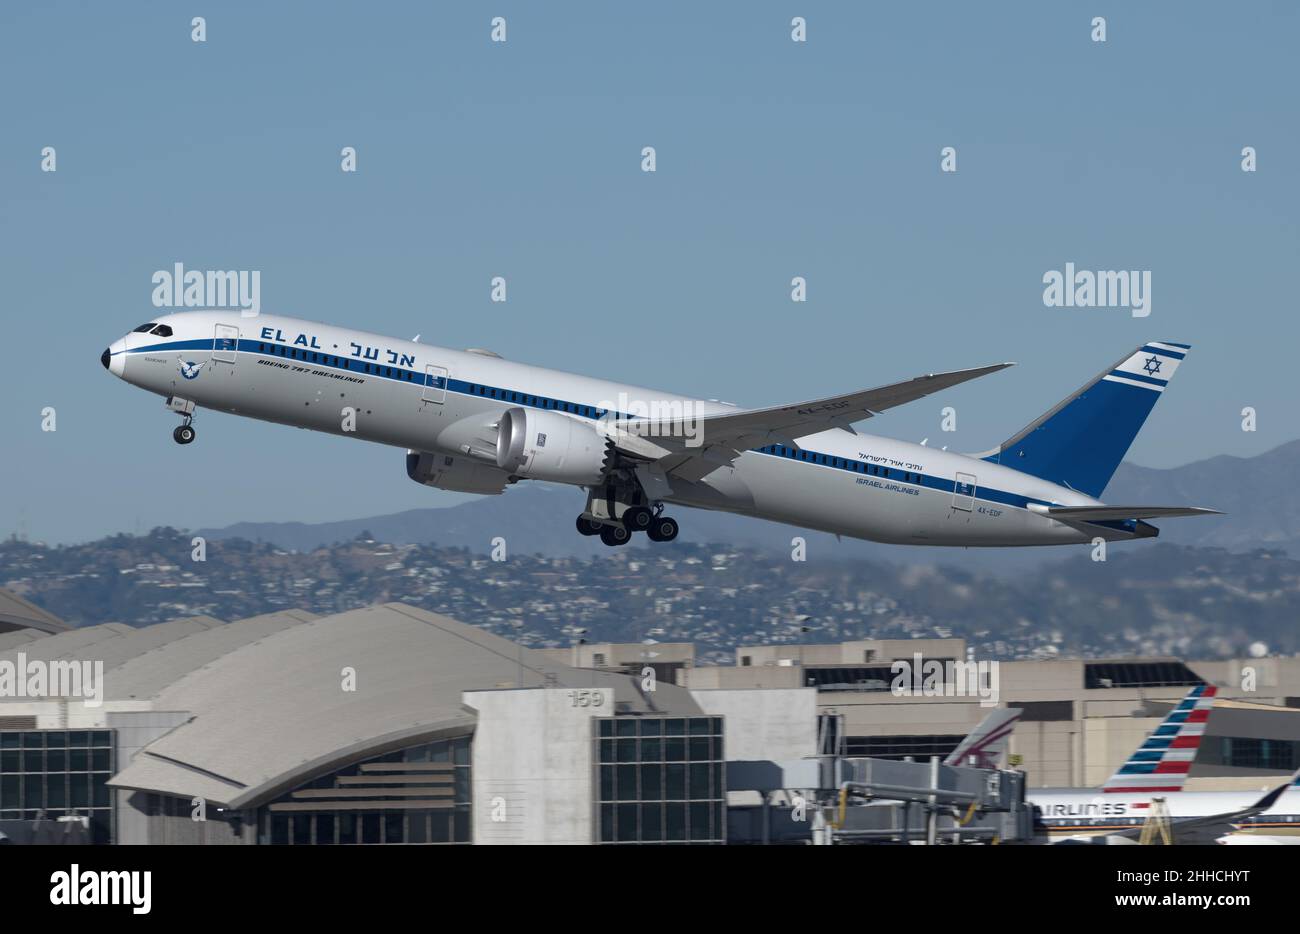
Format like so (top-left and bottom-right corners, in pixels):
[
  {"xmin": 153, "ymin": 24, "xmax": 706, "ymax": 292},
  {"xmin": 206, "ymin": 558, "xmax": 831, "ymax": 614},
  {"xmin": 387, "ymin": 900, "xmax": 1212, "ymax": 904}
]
[
  {"xmin": 801, "ymin": 665, "xmax": 902, "ymax": 692},
  {"xmin": 1010, "ymin": 700, "xmax": 1074, "ymax": 722},
  {"xmin": 1217, "ymin": 737, "xmax": 1298, "ymax": 771},
  {"xmin": 260, "ymin": 734, "xmax": 472, "ymax": 845},
  {"xmin": 0, "ymin": 729, "xmax": 115, "ymax": 844},
  {"xmin": 595, "ymin": 717, "xmax": 725, "ymax": 844},
  {"xmin": 844, "ymin": 734, "xmax": 964, "ymax": 760},
  {"xmin": 1084, "ymin": 662, "xmax": 1203, "ymax": 689}
]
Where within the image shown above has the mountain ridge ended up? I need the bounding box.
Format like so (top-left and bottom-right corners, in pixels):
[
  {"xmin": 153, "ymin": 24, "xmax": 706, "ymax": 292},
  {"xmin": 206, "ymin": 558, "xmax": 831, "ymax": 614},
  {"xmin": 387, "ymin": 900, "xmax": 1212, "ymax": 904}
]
[{"xmin": 191, "ymin": 439, "xmax": 1300, "ymax": 571}]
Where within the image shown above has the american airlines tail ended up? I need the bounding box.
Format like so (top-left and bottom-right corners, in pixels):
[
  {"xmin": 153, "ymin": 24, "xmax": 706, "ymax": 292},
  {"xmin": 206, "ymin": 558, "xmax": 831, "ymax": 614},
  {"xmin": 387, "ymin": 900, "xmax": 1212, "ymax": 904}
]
[
  {"xmin": 981, "ymin": 342, "xmax": 1191, "ymax": 498},
  {"xmin": 1101, "ymin": 683, "xmax": 1217, "ymax": 793}
]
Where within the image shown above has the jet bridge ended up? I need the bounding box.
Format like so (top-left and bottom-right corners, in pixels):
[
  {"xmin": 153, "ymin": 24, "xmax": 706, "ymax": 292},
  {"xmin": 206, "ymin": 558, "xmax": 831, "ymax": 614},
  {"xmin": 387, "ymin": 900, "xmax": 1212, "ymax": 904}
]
[
  {"xmin": 727, "ymin": 754, "xmax": 1033, "ymax": 845},
  {"xmin": 814, "ymin": 755, "xmax": 1032, "ymax": 844}
]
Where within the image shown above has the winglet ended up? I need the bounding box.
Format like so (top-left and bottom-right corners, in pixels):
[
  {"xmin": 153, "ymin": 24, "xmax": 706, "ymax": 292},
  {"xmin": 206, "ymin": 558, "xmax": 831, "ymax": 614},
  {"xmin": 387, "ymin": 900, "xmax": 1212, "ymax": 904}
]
[{"xmin": 1250, "ymin": 780, "xmax": 1291, "ymax": 813}]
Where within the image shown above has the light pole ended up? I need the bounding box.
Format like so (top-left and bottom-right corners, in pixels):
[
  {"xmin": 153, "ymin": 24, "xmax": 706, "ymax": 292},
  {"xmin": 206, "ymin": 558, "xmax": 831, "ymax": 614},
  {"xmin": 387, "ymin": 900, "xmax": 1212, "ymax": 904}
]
[
  {"xmin": 510, "ymin": 619, "xmax": 525, "ymax": 688},
  {"xmin": 791, "ymin": 615, "xmax": 814, "ymax": 685}
]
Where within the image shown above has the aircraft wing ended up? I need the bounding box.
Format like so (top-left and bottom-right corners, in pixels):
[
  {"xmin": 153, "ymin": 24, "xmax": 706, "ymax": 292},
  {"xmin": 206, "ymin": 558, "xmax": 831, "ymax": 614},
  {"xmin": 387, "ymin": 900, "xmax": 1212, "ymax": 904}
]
[
  {"xmin": 1044, "ymin": 505, "xmax": 1223, "ymax": 522},
  {"xmin": 621, "ymin": 362, "xmax": 1013, "ymax": 482}
]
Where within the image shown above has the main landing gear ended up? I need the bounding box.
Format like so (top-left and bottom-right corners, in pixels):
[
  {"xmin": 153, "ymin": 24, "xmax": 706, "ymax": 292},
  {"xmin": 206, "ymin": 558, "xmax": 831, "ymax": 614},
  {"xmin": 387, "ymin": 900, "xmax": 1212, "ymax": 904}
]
[
  {"xmin": 577, "ymin": 467, "xmax": 680, "ymax": 547},
  {"xmin": 172, "ymin": 420, "xmax": 196, "ymax": 445},
  {"xmin": 576, "ymin": 500, "xmax": 679, "ymax": 547},
  {"xmin": 646, "ymin": 514, "xmax": 678, "ymax": 543}
]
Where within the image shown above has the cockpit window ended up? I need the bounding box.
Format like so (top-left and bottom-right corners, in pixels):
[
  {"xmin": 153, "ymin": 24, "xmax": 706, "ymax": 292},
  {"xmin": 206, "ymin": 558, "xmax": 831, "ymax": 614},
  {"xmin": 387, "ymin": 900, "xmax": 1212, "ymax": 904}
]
[
  {"xmin": 133, "ymin": 323, "xmax": 157, "ymax": 332},
  {"xmin": 151, "ymin": 324, "xmax": 173, "ymax": 337}
]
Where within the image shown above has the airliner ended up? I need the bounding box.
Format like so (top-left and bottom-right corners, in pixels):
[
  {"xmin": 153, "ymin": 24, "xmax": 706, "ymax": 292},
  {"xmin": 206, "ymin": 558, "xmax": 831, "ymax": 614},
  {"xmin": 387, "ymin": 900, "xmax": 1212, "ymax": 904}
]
[
  {"xmin": 102, "ymin": 311, "xmax": 1219, "ymax": 548},
  {"xmin": 1027, "ymin": 685, "xmax": 1300, "ymax": 845}
]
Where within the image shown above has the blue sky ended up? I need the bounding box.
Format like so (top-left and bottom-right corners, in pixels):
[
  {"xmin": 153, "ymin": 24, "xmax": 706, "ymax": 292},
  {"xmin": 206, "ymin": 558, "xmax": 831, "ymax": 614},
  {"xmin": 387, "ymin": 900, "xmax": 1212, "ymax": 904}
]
[{"xmin": 1, "ymin": 2, "xmax": 1296, "ymax": 543}]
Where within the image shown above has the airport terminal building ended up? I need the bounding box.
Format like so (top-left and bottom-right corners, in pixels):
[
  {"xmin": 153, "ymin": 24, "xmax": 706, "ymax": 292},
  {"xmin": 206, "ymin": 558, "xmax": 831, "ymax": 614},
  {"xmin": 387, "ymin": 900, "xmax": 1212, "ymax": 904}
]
[
  {"xmin": 2, "ymin": 589, "xmax": 1299, "ymax": 844},
  {"xmin": 0, "ymin": 600, "xmax": 795, "ymax": 845}
]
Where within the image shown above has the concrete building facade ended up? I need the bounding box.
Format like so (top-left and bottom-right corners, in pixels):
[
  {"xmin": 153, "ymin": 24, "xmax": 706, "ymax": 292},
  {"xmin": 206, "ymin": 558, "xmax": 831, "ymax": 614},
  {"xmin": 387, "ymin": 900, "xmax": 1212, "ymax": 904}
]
[{"xmin": 3, "ymin": 587, "xmax": 1297, "ymax": 844}]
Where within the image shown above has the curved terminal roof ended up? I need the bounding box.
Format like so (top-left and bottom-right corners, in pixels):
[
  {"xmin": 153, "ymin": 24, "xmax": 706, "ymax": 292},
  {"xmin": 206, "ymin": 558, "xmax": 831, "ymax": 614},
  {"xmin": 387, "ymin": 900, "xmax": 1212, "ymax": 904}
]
[
  {"xmin": 61, "ymin": 616, "xmax": 225, "ymax": 672},
  {"xmin": 106, "ymin": 610, "xmax": 315, "ymax": 701},
  {"xmin": 108, "ymin": 603, "xmax": 702, "ymax": 808},
  {"xmin": 0, "ymin": 589, "xmax": 69, "ymax": 635},
  {"xmin": 0, "ymin": 623, "xmax": 136, "ymax": 668}
]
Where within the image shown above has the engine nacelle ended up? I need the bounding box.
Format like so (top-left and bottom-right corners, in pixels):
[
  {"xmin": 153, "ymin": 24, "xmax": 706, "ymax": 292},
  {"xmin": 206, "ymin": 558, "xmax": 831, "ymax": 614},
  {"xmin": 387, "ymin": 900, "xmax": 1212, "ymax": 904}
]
[
  {"xmin": 406, "ymin": 450, "xmax": 512, "ymax": 495},
  {"xmin": 496, "ymin": 406, "xmax": 609, "ymax": 485}
]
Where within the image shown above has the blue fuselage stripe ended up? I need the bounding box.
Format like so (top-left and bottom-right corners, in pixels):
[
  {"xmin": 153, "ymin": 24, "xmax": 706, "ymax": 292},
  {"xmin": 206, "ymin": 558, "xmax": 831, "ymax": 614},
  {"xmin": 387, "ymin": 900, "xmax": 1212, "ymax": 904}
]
[{"xmin": 131, "ymin": 338, "xmax": 1071, "ymax": 514}]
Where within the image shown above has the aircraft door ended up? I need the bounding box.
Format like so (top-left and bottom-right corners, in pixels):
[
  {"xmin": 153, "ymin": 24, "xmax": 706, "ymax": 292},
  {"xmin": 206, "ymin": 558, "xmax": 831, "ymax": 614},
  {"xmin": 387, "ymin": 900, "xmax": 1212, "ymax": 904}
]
[
  {"xmin": 953, "ymin": 472, "xmax": 976, "ymax": 511},
  {"xmin": 422, "ymin": 364, "xmax": 448, "ymax": 404},
  {"xmin": 212, "ymin": 324, "xmax": 239, "ymax": 364}
]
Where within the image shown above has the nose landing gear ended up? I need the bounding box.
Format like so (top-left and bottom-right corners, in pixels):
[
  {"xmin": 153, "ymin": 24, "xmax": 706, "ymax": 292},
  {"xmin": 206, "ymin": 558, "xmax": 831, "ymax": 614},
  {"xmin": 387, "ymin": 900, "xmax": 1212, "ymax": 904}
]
[{"xmin": 166, "ymin": 396, "xmax": 197, "ymax": 445}]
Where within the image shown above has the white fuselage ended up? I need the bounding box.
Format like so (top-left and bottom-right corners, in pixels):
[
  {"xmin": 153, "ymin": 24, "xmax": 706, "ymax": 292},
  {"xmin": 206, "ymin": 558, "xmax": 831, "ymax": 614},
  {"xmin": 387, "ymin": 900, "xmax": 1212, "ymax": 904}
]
[
  {"xmin": 1029, "ymin": 787, "xmax": 1300, "ymax": 844},
  {"xmin": 104, "ymin": 311, "xmax": 1126, "ymax": 547}
]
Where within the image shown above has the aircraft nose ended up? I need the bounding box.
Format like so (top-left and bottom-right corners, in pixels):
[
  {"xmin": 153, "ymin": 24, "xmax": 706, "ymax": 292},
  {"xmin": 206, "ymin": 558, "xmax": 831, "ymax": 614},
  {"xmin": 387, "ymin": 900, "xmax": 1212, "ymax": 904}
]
[{"xmin": 104, "ymin": 338, "xmax": 126, "ymax": 377}]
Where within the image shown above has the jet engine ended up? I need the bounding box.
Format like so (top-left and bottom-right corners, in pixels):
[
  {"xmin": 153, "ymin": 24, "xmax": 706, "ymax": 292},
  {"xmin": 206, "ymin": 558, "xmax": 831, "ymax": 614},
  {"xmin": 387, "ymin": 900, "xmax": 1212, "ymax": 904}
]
[
  {"xmin": 406, "ymin": 450, "xmax": 513, "ymax": 495},
  {"xmin": 495, "ymin": 406, "xmax": 610, "ymax": 485}
]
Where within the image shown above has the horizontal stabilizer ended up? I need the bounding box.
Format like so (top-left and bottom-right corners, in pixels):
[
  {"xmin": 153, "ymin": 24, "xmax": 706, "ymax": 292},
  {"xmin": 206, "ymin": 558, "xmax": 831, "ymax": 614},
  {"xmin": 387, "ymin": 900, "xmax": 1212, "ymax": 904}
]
[{"xmin": 1045, "ymin": 505, "xmax": 1223, "ymax": 522}]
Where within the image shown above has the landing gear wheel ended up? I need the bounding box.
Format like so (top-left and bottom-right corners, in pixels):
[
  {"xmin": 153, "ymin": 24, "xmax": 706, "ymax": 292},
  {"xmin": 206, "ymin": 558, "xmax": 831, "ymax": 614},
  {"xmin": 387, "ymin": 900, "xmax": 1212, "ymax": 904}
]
[
  {"xmin": 622, "ymin": 506, "xmax": 654, "ymax": 533},
  {"xmin": 599, "ymin": 525, "xmax": 631, "ymax": 547},
  {"xmin": 173, "ymin": 424, "xmax": 196, "ymax": 445},
  {"xmin": 647, "ymin": 516, "xmax": 679, "ymax": 542},
  {"xmin": 575, "ymin": 516, "xmax": 603, "ymax": 537}
]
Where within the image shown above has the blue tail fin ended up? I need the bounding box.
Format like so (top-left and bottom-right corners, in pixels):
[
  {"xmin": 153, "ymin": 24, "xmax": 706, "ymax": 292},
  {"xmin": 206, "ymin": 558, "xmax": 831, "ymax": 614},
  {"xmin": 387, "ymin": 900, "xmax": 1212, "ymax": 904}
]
[{"xmin": 984, "ymin": 342, "xmax": 1189, "ymax": 498}]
